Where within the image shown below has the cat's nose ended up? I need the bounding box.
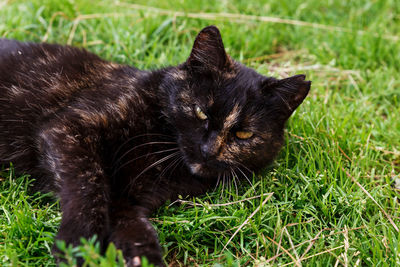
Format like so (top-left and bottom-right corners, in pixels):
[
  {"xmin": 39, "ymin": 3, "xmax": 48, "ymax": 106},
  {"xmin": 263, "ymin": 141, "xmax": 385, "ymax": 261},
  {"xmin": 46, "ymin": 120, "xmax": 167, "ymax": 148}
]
[
  {"xmin": 200, "ymin": 131, "xmax": 220, "ymax": 161},
  {"xmin": 200, "ymin": 143, "xmax": 210, "ymax": 160}
]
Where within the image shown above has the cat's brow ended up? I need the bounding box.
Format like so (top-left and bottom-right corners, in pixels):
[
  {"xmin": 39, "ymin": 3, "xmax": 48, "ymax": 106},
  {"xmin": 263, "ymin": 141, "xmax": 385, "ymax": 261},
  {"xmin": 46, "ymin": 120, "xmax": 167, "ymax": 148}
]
[{"xmin": 223, "ymin": 104, "xmax": 240, "ymax": 129}]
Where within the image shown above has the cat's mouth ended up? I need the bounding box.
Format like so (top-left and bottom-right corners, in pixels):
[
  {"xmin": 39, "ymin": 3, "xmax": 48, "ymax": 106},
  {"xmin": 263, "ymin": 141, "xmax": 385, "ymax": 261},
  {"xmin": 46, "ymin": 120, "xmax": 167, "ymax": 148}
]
[
  {"xmin": 186, "ymin": 159, "xmax": 229, "ymax": 178},
  {"xmin": 178, "ymin": 140, "xmax": 230, "ymax": 178},
  {"xmin": 188, "ymin": 162, "xmax": 215, "ymax": 177}
]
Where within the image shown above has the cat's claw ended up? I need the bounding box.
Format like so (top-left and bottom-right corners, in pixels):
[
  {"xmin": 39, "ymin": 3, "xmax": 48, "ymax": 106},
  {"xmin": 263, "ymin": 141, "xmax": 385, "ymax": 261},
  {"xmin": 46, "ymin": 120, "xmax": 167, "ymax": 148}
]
[
  {"xmin": 131, "ymin": 256, "xmax": 141, "ymax": 267},
  {"xmin": 127, "ymin": 256, "xmax": 165, "ymax": 267},
  {"xmin": 126, "ymin": 256, "xmax": 141, "ymax": 267},
  {"xmin": 126, "ymin": 256, "xmax": 165, "ymax": 267}
]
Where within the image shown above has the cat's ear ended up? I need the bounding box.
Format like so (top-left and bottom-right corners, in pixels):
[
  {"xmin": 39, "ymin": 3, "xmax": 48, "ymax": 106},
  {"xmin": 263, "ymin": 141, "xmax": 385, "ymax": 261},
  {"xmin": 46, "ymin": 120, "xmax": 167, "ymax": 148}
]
[
  {"xmin": 263, "ymin": 74, "xmax": 311, "ymax": 115},
  {"xmin": 187, "ymin": 25, "xmax": 232, "ymax": 71}
]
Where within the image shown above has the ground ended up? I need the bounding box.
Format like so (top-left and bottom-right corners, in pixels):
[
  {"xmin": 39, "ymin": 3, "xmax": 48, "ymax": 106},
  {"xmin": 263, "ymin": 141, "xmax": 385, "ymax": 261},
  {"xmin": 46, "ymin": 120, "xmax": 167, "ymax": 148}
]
[{"xmin": 0, "ymin": 0, "xmax": 399, "ymax": 266}]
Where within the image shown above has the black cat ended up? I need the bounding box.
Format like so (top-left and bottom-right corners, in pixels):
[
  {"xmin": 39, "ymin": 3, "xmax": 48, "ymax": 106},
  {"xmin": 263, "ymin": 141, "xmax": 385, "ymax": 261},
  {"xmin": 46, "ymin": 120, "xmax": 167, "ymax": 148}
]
[{"xmin": 0, "ymin": 26, "xmax": 310, "ymax": 266}]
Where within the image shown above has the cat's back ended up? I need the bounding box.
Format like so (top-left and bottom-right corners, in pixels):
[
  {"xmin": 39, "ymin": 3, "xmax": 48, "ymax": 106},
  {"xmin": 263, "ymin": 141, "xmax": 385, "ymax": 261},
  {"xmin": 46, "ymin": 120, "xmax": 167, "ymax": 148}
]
[
  {"xmin": 0, "ymin": 38, "xmax": 24, "ymax": 56},
  {"xmin": 0, "ymin": 39, "xmax": 108, "ymax": 101},
  {"xmin": 0, "ymin": 39, "xmax": 130, "ymax": 174},
  {"xmin": 0, "ymin": 39, "xmax": 118, "ymax": 129},
  {"xmin": 0, "ymin": 38, "xmax": 140, "ymax": 116}
]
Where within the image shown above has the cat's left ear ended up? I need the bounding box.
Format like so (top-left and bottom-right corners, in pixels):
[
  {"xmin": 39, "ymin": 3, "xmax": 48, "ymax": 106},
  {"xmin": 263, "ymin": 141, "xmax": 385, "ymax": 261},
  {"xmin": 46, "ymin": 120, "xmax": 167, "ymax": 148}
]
[
  {"xmin": 263, "ymin": 74, "xmax": 311, "ymax": 115},
  {"xmin": 187, "ymin": 25, "xmax": 233, "ymax": 71}
]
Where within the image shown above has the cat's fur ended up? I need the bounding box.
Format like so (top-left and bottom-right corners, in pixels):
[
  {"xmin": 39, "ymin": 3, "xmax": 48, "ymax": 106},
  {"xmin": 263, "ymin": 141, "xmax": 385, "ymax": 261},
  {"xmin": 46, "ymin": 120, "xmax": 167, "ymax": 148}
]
[{"xmin": 0, "ymin": 26, "xmax": 310, "ymax": 266}]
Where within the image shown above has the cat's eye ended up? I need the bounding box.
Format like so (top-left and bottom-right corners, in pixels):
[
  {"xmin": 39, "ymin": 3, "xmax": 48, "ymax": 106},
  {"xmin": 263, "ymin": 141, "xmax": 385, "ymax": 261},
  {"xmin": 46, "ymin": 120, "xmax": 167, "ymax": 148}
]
[
  {"xmin": 194, "ymin": 105, "xmax": 207, "ymax": 120},
  {"xmin": 235, "ymin": 131, "xmax": 253, "ymax": 139}
]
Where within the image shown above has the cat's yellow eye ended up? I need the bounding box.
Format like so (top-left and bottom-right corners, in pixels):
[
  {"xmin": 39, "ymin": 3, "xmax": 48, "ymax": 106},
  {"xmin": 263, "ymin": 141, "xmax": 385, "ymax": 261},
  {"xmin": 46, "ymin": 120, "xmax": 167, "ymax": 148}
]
[
  {"xmin": 236, "ymin": 131, "xmax": 253, "ymax": 139},
  {"xmin": 194, "ymin": 105, "xmax": 207, "ymax": 120}
]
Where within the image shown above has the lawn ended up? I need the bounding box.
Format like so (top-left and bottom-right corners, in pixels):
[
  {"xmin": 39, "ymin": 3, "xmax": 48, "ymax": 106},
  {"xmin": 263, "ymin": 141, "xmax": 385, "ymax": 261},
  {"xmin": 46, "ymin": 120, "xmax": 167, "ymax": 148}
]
[{"xmin": 1, "ymin": 0, "xmax": 399, "ymax": 266}]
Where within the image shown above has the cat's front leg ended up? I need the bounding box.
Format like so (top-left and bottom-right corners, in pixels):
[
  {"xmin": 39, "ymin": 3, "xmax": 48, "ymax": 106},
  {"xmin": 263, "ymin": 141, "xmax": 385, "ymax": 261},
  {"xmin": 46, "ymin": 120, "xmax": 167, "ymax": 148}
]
[
  {"xmin": 109, "ymin": 202, "xmax": 164, "ymax": 267},
  {"xmin": 38, "ymin": 123, "xmax": 111, "ymax": 262}
]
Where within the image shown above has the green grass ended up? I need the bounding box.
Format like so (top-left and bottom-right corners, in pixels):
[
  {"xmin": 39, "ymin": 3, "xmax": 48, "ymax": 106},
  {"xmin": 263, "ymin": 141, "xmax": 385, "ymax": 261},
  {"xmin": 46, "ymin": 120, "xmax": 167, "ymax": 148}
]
[{"xmin": 1, "ymin": 0, "xmax": 400, "ymax": 266}]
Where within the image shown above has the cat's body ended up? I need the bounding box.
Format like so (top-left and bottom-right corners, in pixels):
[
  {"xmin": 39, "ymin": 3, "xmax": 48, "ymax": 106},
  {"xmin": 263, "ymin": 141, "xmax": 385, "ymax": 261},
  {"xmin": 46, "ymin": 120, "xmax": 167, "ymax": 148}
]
[{"xmin": 0, "ymin": 26, "xmax": 310, "ymax": 266}]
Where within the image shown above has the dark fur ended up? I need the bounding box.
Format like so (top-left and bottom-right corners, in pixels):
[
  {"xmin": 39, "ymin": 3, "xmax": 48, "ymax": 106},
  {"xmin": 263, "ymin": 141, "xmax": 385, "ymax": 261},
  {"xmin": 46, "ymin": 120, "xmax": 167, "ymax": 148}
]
[{"xmin": 0, "ymin": 26, "xmax": 310, "ymax": 266}]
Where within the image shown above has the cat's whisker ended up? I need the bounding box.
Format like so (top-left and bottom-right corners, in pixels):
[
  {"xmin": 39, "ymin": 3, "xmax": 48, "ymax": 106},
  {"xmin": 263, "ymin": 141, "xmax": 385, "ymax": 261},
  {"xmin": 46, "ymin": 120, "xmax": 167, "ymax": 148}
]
[
  {"xmin": 159, "ymin": 154, "xmax": 182, "ymax": 178},
  {"xmin": 113, "ymin": 141, "xmax": 177, "ymax": 167},
  {"xmin": 234, "ymin": 168, "xmax": 242, "ymax": 187},
  {"xmin": 213, "ymin": 173, "xmax": 221, "ymax": 192},
  {"xmin": 152, "ymin": 155, "xmax": 183, "ymax": 191},
  {"xmin": 132, "ymin": 151, "xmax": 181, "ymax": 183},
  {"xmin": 113, "ymin": 147, "xmax": 180, "ymax": 176},
  {"xmin": 127, "ymin": 151, "xmax": 181, "ymax": 194},
  {"xmin": 230, "ymin": 168, "xmax": 239, "ymax": 196},
  {"xmin": 220, "ymin": 172, "xmax": 226, "ymax": 198},
  {"xmin": 236, "ymin": 166, "xmax": 256, "ymax": 193},
  {"xmin": 231, "ymin": 168, "xmax": 241, "ymax": 184},
  {"xmin": 168, "ymin": 156, "xmax": 184, "ymax": 178},
  {"xmin": 111, "ymin": 133, "xmax": 175, "ymax": 163},
  {"xmin": 236, "ymin": 161, "xmax": 254, "ymax": 175},
  {"xmin": 168, "ymin": 157, "xmax": 184, "ymax": 182}
]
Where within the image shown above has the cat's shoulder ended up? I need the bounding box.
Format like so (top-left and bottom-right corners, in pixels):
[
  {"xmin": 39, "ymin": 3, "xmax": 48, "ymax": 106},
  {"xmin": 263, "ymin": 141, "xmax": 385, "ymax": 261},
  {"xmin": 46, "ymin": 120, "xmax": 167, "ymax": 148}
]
[
  {"xmin": 0, "ymin": 38, "xmax": 24, "ymax": 55},
  {"xmin": 0, "ymin": 38, "xmax": 102, "ymax": 64}
]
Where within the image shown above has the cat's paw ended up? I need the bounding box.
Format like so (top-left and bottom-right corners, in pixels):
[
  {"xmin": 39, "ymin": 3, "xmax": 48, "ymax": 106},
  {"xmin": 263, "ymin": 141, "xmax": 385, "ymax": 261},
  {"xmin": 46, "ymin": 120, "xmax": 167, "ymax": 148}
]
[
  {"xmin": 109, "ymin": 235, "xmax": 165, "ymax": 267},
  {"xmin": 119, "ymin": 244, "xmax": 165, "ymax": 267},
  {"xmin": 126, "ymin": 256, "xmax": 165, "ymax": 267},
  {"xmin": 126, "ymin": 256, "xmax": 141, "ymax": 267}
]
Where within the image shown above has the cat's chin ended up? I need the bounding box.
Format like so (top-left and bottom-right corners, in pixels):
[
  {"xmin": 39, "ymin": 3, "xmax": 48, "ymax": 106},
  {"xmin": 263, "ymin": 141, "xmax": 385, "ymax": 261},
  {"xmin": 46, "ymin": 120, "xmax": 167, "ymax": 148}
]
[
  {"xmin": 182, "ymin": 152, "xmax": 230, "ymax": 179},
  {"xmin": 187, "ymin": 162, "xmax": 222, "ymax": 179},
  {"xmin": 188, "ymin": 163, "xmax": 207, "ymax": 176}
]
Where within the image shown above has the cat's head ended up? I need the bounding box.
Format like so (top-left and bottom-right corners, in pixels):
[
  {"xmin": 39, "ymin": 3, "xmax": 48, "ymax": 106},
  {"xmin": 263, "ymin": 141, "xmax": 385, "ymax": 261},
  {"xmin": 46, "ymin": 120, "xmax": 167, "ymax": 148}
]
[{"xmin": 162, "ymin": 26, "xmax": 310, "ymax": 179}]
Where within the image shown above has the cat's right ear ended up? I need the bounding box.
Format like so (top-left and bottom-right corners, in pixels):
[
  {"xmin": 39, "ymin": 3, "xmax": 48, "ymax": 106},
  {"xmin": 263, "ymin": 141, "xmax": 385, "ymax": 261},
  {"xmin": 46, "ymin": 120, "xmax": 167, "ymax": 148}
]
[
  {"xmin": 263, "ymin": 74, "xmax": 311, "ymax": 116},
  {"xmin": 187, "ymin": 26, "xmax": 232, "ymax": 71}
]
